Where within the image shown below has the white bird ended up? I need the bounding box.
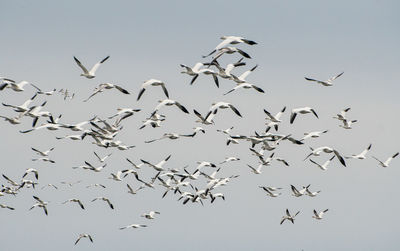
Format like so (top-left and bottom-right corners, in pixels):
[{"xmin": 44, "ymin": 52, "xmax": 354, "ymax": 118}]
[
  {"xmin": 141, "ymin": 211, "xmax": 160, "ymax": 219},
  {"xmin": 291, "ymin": 184, "xmax": 309, "ymax": 197},
  {"xmin": 301, "ymin": 130, "xmax": 328, "ymax": 141},
  {"xmin": 2, "ymin": 93, "xmax": 37, "ymax": 112},
  {"xmin": 309, "ymin": 156, "xmax": 335, "ymax": 171},
  {"xmin": 220, "ymin": 157, "xmax": 240, "ymax": 164},
  {"xmin": 141, "ymin": 155, "xmax": 171, "ymax": 172},
  {"xmin": 333, "ymin": 107, "xmax": 351, "ymax": 121},
  {"xmin": 86, "ymin": 184, "xmax": 106, "ymax": 189},
  {"xmin": 30, "ymin": 84, "xmax": 57, "ymax": 95},
  {"xmin": 259, "ymin": 186, "xmax": 281, "ymax": 197},
  {"xmin": 91, "ymin": 197, "xmax": 114, "ymax": 209},
  {"xmin": 29, "ymin": 196, "xmax": 48, "ymax": 215},
  {"xmin": 306, "ymin": 187, "xmax": 321, "ymax": 197},
  {"xmin": 153, "ymin": 99, "xmax": 189, "ymax": 114},
  {"xmin": 93, "ymin": 152, "xmax": 112, "ymax": 163},
  {"xmin": 312, "ymin": 209, "xmax": 329, "ymax": 220},
  {"xmin": 372, "ymin": 152, "xmax": 399, "ymax": 167},
  {"xmin": 119, "ymin": 224, "xmax": 147, "ymax": 230},
  {"xmin": 83, "ymin": 83, "xmax": 129, "ymax": 102},
  {"xmin": 204, "ymin": 35, "xmax": 257, "ymax": 57},
  {"xmin": 62, "ymin": 198, "xmax": 85, "ymax": 210},
  {"xmin": 0, "ymin": 204, "xmax": 15, "ymax": 210},
  {"xmin": 211, "ymin": 58, "xmax": 246, "ymax": 79},
  {"xmin": 223, "ymin": 82, "xmax": 265, "ymax": 95},
  {"xmin": 264, "ymin": 106, "xmax": 286, "ymax": 131},
  {"xmin": 247, "ymin": 164, "xmax": 263, "ymax": 174},
  {"xmin": 180, "ymin": 63, "xmax": 219, "ymax": 87},
  {"xmin": 74, "ymin": 234, "xmax": 93, "ymax": 245},
  {"xmin": 126, "ymin": 184, "xmax": 145, "ymax": 195},
  {"xmin": 290, "ymin": 107, "xmax": 318, "ymax": 124},
  {"xmin": 209, "ymin": 101, "xmax": 242, "ymax": 118},
  {"xmin": 345, "ymin": 144, "xmax": 372, "ymax": 159},
  {"xmin": 81, "ymin": 161, "xmax": 107, "ymax": 172},
  {"xmin": 0, "ymin": 80, "xmax": 30, "ymax": 92},
  {"xmin": 210, "ymin": 193, "xmax": 225, "ymax": 203},
  {"xmin": 210, "ymin": 46, "xmax": 251, "ymax": 62},
  {"xmin": 0, "ymin": 113, "xmax": 25, "ymax": 125},
  {"xmin": 32, "ymin": 157, "xmax": 55, "ymax": 163},
  {"xmin": 145, "ymin": 132, "xmax": 195, "ymax": 143},
  {"xmin": 137, "ymin": 79, "xmax": 169, "ymax": 101},
  {"xmin": 193, "ymin": 109, "xmax": 215, "ymax": 125},
  {"xmin": 230, "ymin": 65, "xmax": 258, "ymax": 84},
  {"xmin": 280, "ymin": 209, "xmax": 300, "ymax": 225},
  {"xmin": 305, "ymin": 72, "xmax": 344, "ymax": 86},
  {"xmin": 31, "ymin": 147, "xmax": 54, "ymax": 157},
  {"xmin": 304, "ymin": 146, "xmax": 346, "ymax": 167},
  {"xmin": 22, "ymin": 168, "xmax": 39, "ymax": 180},
  {"xmin": 26, "ymin": 101, "xmax": 52, "ymax": 127},
  {"xmin": 74, "ymin": 56, "xmax": 109, "ymax": 79},
  {"xmin": 339, "ymin": 119, "xmax": 357, "ymax": 129}
]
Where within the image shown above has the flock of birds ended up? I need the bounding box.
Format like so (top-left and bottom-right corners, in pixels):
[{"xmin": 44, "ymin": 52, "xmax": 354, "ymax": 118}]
[{"xmin": 0, "ymin": 35, "xmax": 398, "ymax": 245}]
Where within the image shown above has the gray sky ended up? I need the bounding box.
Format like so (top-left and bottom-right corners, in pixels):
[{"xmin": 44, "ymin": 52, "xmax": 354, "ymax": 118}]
[{"xmin": 1, "ymin": 1, "xmax": 400, "ymax": 250}]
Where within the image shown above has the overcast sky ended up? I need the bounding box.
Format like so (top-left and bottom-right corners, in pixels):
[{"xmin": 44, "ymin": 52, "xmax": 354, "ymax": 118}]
[{"xmin": 1, "ymin": 1, "xmax": 399, "ymax": 250}]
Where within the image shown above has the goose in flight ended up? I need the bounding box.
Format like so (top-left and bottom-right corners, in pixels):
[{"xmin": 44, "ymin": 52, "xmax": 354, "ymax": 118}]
[
  {"xmin": 312, "ymin": 209, "xmax": 329, "ymax": 220},
  {"xmin": 280, "ymin": 209, "xmax": 300, "ymax": 225},
  {"xmin": 74, "ymin": 56, "xmax": 109, "ymax": 79},
  {"xmin": 41, "ymin": 183, "xmax": 58, "ymax": 190},
  {"xmin": 264, "ymin": 106, "xmax": 286, "ymax": 131},
  {"xmin": 80, "ymin": 161, "xmax": 106, "ymax": 172},
  {"xmin": 137, "ymin": 79, "xmax": 169, "ymax": 101},
  {"xmin": 304, "ymin": 146, "xmax": 346, "ymax": 167},
  {"xmin": 333, "ymin": 107, "xmax": 351, "ymax": 121},
  {"xmin": 27, "ymin": 101, "xmax": 52, "ymax": 127},
  {"xmin": 247, "ymin": 164, "xmax": 263, "ymax": 174},
  {"xmin": 204, "ymin": 35, "xmax": 257, "ymax": 58},
  {"xmin": 209, "ymin": 101, "xmax": 242, "ymax": 118},
  {"xmin": 84, "ymin": 83, "xmax": 130, "ymax": 102},
  {"xmin": 210, "ymin": 46, "xmax": 251, "ymax": 63},
  {"xmin": 0, "ymin": 80, "xmax": 30, "ymax": 92},
  {"xmin": 62, "ymin": 198, "xmax": 85, "ymax": 210},
  {"xmin": 141, "ymin": 211, "xmax": 160, "ymax": 219},
  {"xmin": 145, "ymin": 132, "xmax": 195, "ymax": 143},
  {"xmin": 305, "ymin": 72, "xmax": 343, "ymax": 86},
  {"xmin": 20, "ymin": 115, "xmax": 63, "ymax": 133},
  {"xmin": 372, "ymin": 152, "xmax": 399, "ymax": 167},
  {"xmin": 30, "ymin": 83, "xmax": 56, "ymax": 95},
  {"xmin": 220, "ymin": 157, "xmax": 240, "ymax": 164},
  {"xmin": 300, "ymin": 130, "xmax": 328, "ymax": 141},
  {"xmin": 119, "ymin": 224, "xmax": 147, "ymax": 230},
  {"xmin": 259, "ymin": 186, "xmax": 281, "ymax": 197},
  {"xmin": 345, "ymin": 144, "xmax": 372, "ymax": 159},
  {"xmin": 309, "ymin": 156, "xmax": 335, "ymax": 171},
  {"xmin": 141, "ymin": 155, "xmax": 171, "ymax": 172},
  {"xmin": 230, "ymin": 64, "xmax": 258, "ymax": 84},
  {"xmin": 193, "ymin": 109, "xmax": 215, "ymax": 125},
  {"xmin": 0, "ymin": 204, "xmax": 15, "ymax": 210},
  {"xmin": 153, "ymin": 99, "xmax": 189, "ymax": 114},
  {"xmin": 291, "ymin": 184, "xmax": 310, "ymax": 197},
  {"xmin": 211, "ymin": 58, "xmax": 246, "ymax": 79},
  {"xmin": 91, "ymin": 197, "xmax": 114, "ymax": 209},
  {"xmin": 32, "ymin": 157, "xmax": 55, "ymax": 163},
  {"xmin": 180, "ymin": 63, "xmax": 219, "ymax": 87},
  {"xmin": 290, "ymin": 107, "xmax": 318, "ymax": 124},
  {"xmin": 74, "ymin": 234, "xmax": 93, "ymax": 245},
  {"xmin": 86, "ymin": 184, "xmax": 106, "ymax": 189},
  {"xmin": 339, "ymin": 119, "xmax": 357, "ymax": 129},
  {"xmin": 2, "ymin": 93, "xmax": 37, "ymax": 112},
  {"xmin": 223, "ymin": 82, "xmax": 265, "ymax": 95},
  {"xmin": 30, "ymin": 196, "xmax": 48, "ymax": 215},
  {"xmin": 22, "ymin": 168, "xmax": 39, "ymax": 180},
  {"xmin": 126, "ymin": 184, "xmax": 145, "ymax": 195},
  {"xmin": 93, "ymin": 152, "xmax": 112, "ymax": 163},
  {"xmin": 306, "ymin": 187, "xmax": 321, "ymax": 197},
  {"xmin": 0, "ymin": 113, "xmax": 25, "ymax": 125},
  {"xmin": 31, "ymin": 147, "xmax": 54, "ymax": 157}
]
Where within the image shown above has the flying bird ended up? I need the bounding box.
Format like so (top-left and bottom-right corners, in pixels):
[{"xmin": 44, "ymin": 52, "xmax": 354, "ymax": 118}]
[
  {"xmin": 74, "ymin": 56, "xmax": 110, "ymax": 79},
  {"xmin": 305, "ymin": 72, "xmax": 344, "ymax": 86}
]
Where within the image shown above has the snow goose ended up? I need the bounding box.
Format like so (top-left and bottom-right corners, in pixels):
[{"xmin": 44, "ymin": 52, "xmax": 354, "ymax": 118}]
[
  {"xmin": 91, "ymin": 197, "xmax": 114, "ymax": 209},
  {"xmin": 304, "ymin": 146, "xmax": 346, "ymax": 167},
  {"xmin": 141, "ymin": 155, "xmax": 171, "ymax": 172},
  {"xmin": 345, "ymin": 144, "xmax": 372, "ymax": 159},
  {"xmin": 223, "ymin": 82, "xmax": 265, "ymax": 95},
  {"xmin": 22, "ymin": 168, "xmax": 39, "ymax": 180},
  {"xmin": 305, "ymin": 72, "xmax": 343, "ymax": 86},
  {"xmin": 203, "ymin": 35, "xmax": 257, "ymax": 57},
  {"xmin": 31, "ymin": 147, "xmax": 54, "ymax": 157},
  {"xmin": 280, "ymin": 209, "xmax": 300, "ymax": 225},
  {"xmin": 180, "ymin": 63, "xmax": 219, "ymax": 87},
  {"xmin": 0, "ymin": 80, "xmax": 30, "ymax": 92},
  {"xmin": 93, "ymin": 152, "xmax": 112, "ymax": 163},
  {"xmin": 30, "ymin": 196, "xmax": 48, "ymax": 215},
  {"xmin": 312, "ymin": 209, "xmax": 329, "ymax": 220},
  {"xmin": 74, "ymin": 55, "xmax": 109, "ymax": 79},
  {"xmin": 137, "ymin": 79, "xmax": 169, "ymax": 101},
  {"xmin": 309, "ymin": 156, "xmax": 335, "ymax": 170},
  {"xmin": 141, "ymin": 211, "xmax": 160, "ymax": 219},
  {"xmin": 62, "ymin": 198, "xmax": 85, "ymax": 210},
  {"xmin": 119, "ymin": 224, "xmax": 147, "ymax": 230},
  {"xmin": 301, "ymin": 130, "xmax": 328, "ymax": 141},
  {"xmin": 84, "ymin": 82, "xmax": 129, "ymax": 102},
  {"xmin": 2, "ymin": 93, "xmax": 37, "ymax": 112},
  {"xmin": 154, "ymin": 99, "xmax": 189, "ymax": 114},
  {"xmin": 259, "ymin": 186, "xmax": 281, "ymax": 197},
  {"xmin": 30, "ymin": 83, "xmax": 56, "ymax": 95},
  {"xmin": 290, "ymin": 107, "xmax": 318, "ymax": 124},
  {"xmin": 372, "ymin": 152, "xmax": 399, "ymax": 167},
  {"xmin": 339, "ymin": 119, "xmax": 357, "ymax": 129},
  {"xmin": 333, "ymin": 107, "xmax": 351, "ymax": 121},
  {"xmin": 209, "ymin": 101, "xmax": 242, "ymax": 117},
  {"xmin": 264, "ymin": 106, "xmax": 286, "ymax": 131},
  {"xmin": 0, "ymin": 204, "xmax": 15, "ymax": 210},
  {"xmin": 290, "ymin": 184, "xmax": 309, "ymax": 197},
  {"xmin": 74, "ymin": 234, "xmax": 93, "ymax": 245}
]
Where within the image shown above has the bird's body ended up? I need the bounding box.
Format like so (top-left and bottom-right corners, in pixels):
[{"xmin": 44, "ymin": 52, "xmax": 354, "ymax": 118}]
[{"xmin": 74, "ymin": 56, "xmax": 109, "ymax": 79}]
